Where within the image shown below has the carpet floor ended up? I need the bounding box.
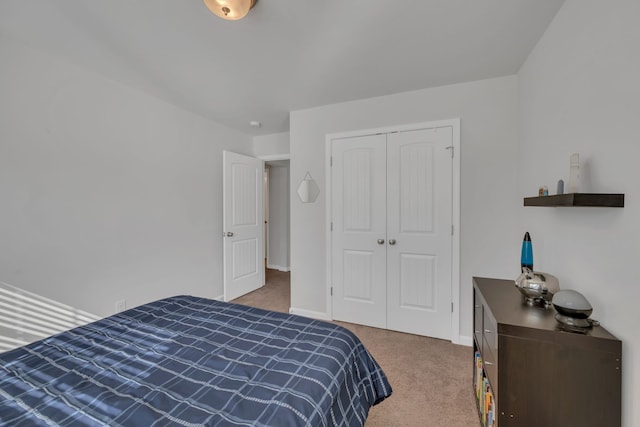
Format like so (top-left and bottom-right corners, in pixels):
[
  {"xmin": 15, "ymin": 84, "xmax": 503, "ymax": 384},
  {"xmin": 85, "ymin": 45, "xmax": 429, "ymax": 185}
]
[{"xmin": 232, "ymin": 269, "xmax": 480, "ymax": 426}]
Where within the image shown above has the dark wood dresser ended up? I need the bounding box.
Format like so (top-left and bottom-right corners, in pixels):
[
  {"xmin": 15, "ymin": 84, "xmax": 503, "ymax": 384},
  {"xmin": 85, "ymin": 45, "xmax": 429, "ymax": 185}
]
[{"xmin": 473, "ymin": 277, "xmax": 622, "ymax": 426}]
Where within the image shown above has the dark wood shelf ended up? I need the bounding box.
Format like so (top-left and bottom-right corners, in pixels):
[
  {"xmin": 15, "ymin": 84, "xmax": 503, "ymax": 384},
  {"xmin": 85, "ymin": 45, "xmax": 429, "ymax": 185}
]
[{"xmin": 524, "ymin": 193, "xmax": 624, "ymax": 207}]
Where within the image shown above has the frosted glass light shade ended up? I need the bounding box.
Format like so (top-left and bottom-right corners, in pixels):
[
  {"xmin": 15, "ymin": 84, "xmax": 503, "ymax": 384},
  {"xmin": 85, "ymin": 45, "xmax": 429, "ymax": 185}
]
[{"xmin": 203, "ymin": 0, "xmax": 256, "ymax": 21}]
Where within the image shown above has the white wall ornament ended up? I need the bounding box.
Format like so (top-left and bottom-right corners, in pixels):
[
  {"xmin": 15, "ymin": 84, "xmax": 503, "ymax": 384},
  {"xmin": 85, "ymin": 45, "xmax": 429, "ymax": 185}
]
[{"xmin": 297, "ymin": 172, "xmax": 320, "ymax": 203}]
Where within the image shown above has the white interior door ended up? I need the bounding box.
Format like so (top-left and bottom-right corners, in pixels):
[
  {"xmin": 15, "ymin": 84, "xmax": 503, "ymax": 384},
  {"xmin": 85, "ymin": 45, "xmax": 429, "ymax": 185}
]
[
  {"xmin": 223, "ymin": 151, "xmax": 265, "ymax": 301},
  {"xmin": 386, "ymin": 128, "xmax": 452, "ymax": 339},
  {"xmin": 331, "ymin": 134, "xmax": 387, "ymax": 328},
  {"xmin": 330, "ymin": 126, "xmax": 453, "ymax": 340}
]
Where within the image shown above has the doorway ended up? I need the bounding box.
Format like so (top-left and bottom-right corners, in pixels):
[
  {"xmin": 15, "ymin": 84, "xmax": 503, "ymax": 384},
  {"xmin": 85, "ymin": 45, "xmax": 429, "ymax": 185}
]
[{"xmin": 264, "ymin": 159, "xmax": 290, "ymax": 273}]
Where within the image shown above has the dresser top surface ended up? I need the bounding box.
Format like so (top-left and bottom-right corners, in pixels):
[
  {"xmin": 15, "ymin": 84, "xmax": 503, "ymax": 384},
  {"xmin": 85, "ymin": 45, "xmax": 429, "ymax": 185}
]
[{"xmin": 473, "ymin": 276, "xmax": 619, "ymax": 342}]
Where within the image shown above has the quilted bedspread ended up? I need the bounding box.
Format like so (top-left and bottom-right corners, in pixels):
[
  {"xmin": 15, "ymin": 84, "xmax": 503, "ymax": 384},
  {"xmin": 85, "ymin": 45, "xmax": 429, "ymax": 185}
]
[{"xmin": 0, "ymin": 295, "xmax": 391, "ymax": 426}]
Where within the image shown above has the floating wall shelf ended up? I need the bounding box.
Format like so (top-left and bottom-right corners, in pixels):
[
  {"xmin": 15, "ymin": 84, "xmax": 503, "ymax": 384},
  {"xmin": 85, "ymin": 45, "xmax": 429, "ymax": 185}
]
[{"xmin": 524, "ymin": 193, "xmax": 624, "ymax": 207}]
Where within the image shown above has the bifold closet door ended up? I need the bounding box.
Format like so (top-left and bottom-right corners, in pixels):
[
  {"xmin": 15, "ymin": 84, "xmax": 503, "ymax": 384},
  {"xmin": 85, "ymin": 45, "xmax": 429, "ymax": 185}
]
[
  {"xmin": 331, "ymin": 134, "xmax": 387, "ymax": 328},
  {"xmin": 386, "ymin": 128, "xmax": 452, "ymax": 339}
]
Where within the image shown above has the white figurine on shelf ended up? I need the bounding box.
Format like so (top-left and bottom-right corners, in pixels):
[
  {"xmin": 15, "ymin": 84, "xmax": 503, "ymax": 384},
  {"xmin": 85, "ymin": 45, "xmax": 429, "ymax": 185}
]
[{"xmin": 568, "ymin": 153, "xmax": 580, "ymax": 193}]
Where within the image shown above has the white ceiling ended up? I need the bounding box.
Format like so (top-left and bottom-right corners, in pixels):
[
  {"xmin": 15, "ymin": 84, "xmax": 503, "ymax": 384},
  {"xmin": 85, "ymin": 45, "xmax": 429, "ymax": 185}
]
[{"xmin": 0, "ymin": 1, "xmax": 564, "ymax": 136}]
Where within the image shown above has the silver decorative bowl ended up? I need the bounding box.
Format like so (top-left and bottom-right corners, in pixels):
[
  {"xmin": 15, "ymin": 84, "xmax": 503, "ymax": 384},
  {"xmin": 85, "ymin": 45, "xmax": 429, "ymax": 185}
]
[{"xmin": 515, "ymin": 268, "xmax": 560, "ymax": 307}]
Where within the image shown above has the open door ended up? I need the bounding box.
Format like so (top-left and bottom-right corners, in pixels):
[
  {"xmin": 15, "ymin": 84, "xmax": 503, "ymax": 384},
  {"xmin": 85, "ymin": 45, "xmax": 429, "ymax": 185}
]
[{"xmin": 223, "ymin": 151, "xmax": 265, "ymax": 301}]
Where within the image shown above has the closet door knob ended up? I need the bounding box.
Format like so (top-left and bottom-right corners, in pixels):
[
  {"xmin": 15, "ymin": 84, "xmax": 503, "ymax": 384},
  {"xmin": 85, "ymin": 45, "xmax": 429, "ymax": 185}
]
[
  {"xmin": 377, "ymin": 239, "xmax": 385, "ymax": 245},
  {"xmin": 389, "ymin": 239, "xmax": 396, "ymax": 245},
  {"xmin": 225, "ymin": 232, "xmax": 234, "ymax": 237}
]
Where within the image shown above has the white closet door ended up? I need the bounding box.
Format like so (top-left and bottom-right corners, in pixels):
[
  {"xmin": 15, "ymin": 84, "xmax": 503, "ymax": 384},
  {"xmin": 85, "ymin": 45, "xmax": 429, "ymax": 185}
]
[
  {"xmin": 331, "ymin": 134, "xmax": 387, "ymax": 328},
  {"xmin": 386, "ymin": 127, "xmax": 453, "ymax": 339}
]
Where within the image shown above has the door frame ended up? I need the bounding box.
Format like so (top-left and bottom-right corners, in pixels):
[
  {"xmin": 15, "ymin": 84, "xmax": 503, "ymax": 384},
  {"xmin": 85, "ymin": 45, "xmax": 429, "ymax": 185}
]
[
  {"xmin": 325, "ymin": 118, "xmax": 461, "ymax": 343},
  {"xmin": 259, "ymin": 154, "xmax": 291, "ymax": 272}
]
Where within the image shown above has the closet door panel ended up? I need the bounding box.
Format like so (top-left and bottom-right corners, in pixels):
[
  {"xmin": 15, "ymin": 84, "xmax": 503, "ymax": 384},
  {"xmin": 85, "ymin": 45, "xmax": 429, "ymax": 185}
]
[
  {"xmin": 386, "ymin": 127, "xmax": 453, "ymax": 339},
  {"xmin": 331, "ymin": 134, "xmax": 387, "ymax": 328},
  {"xmin": 399, "ymin": 142, "xmax": 434, "ymax": 233},
  {"xmin": 399, "ymin": 253, "xmax": 436, "ymax": 308}
]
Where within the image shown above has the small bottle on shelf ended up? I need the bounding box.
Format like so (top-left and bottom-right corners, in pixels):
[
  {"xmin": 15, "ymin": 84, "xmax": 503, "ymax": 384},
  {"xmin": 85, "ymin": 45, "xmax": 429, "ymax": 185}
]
[{"xmin": 568, "ymin": 153, "xmax": 580, "ymax": 193}]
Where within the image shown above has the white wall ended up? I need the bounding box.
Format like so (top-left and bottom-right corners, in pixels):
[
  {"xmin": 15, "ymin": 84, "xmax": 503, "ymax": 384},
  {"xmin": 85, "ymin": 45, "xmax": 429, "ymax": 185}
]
[
  {"xmin": 266, "ymin": 163, "xmax": 290, "ymax": 271},
  {"xmin": 253, "ymin": 132, "xmax": 290, "ymax": 159},
  {"xmin": 290, "ymin": 76, "xmax": 521, "ymax": 339},
  {"xmin": 0, "ymin": 36, "xmax": 253, "ymax": 318},
  {"xmin": 518, "ymin": 1, "xmax": 639, "ymax": 425}
]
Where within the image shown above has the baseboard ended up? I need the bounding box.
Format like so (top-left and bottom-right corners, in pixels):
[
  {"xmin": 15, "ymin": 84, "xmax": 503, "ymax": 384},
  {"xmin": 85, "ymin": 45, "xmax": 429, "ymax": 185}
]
[
  {"xmin": 267, "ymin": 264, "xmax": 290, "ymax": 272},
  {"xmin": 213, "ymin": 294, "xmax": 225, "ymax": 302},
  {"xmin": 288, "ymin": 307, "xmax": 332, "ymax": 321},
  {"xmin": 457, "ymin": 334, "xmax": 473, "ymax": 347}
]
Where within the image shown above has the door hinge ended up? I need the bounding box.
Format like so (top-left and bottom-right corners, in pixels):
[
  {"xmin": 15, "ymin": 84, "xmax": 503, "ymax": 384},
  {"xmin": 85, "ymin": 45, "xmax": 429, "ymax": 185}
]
[
  {"xmin": 451, "ymin": 302, "xmax": 454, "ymax": 313},
  {"xmin": 446, "ymin": 146, "xmax": 454, "ymax": 158},
  {"xmin": 330, "ymin": 222, "xmax": 333, "ymax": 231},
  {"xmin": 451, "ymin": 224, "xmax": 454, "ymax": 236},
  {"xmin": 330, "ymin": 287, "xmax": 333, "ymax": 296},
  {"xmin": 330, "ymin": 156, "xmax": 333, "ymax": 167}
]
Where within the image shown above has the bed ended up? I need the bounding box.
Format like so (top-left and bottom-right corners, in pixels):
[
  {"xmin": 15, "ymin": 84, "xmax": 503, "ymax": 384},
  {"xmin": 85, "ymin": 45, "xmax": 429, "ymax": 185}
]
[{"xmin": 0, "ymin": 295, "xmax": 391, "ymax": 426}]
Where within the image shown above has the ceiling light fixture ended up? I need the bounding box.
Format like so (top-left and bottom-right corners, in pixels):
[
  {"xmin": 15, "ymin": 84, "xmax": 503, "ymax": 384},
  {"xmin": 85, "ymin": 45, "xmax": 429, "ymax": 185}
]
[{"xmin": 203, "ymin": 0, "xmax": 256, "ymax": 21}]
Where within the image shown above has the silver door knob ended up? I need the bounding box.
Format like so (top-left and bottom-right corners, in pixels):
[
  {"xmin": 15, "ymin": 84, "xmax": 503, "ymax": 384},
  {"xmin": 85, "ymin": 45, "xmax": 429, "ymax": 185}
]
[
  {"xmin": 389, "ymin": 239, "xmax": 396, "ymax": 245},
  {"xmin": 377, "ymin": 239, "xmax": 385, "ymax": 245},
  {"xmin": 225, "ymin": 232, "xmax": 234, "ymax": 237}
]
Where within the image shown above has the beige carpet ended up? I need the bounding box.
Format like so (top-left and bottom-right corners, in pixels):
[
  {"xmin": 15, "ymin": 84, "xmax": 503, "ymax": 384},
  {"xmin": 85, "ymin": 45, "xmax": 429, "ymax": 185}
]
[{"xmin": 232, "ymin": 269, "xmax": 479, "ymax": 427}]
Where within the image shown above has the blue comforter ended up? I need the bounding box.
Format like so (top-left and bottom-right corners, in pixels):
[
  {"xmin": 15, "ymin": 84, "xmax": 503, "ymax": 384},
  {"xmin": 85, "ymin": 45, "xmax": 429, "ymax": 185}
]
[{"xmin": 0, "ymin": 295, "xmax": 391, "ymax": 426}]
